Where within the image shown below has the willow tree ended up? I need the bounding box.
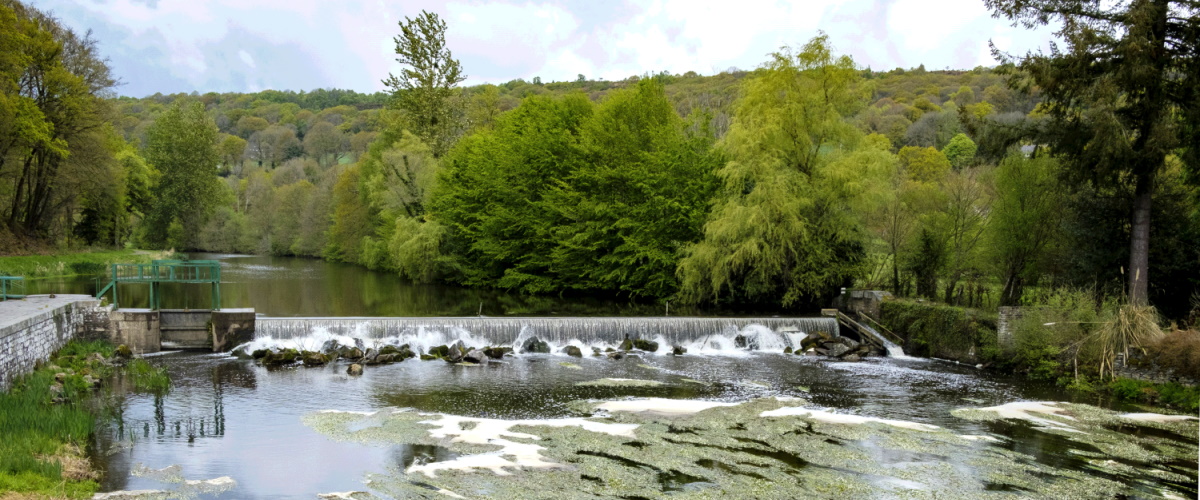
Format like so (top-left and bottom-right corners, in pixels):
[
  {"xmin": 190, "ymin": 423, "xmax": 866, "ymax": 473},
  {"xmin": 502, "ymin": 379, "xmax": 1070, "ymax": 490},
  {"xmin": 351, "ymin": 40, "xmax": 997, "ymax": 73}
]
[
  {"xmin": 676, "ymin": 34, "xmax": 872, "ymax": 308},
  {"xmin": 986, "ymin": 0, "xmax": 1199, "ymax": 306}
]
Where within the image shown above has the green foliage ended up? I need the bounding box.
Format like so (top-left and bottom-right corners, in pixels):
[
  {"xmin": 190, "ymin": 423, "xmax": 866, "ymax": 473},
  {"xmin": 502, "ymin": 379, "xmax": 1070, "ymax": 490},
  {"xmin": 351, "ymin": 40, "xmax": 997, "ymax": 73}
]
[
  {"xmin": 141, "ymin": 102, "xmax": 222, "ymax": 249},
  {"xmin": 878, "ymin": 299, "xmax": 999, "ymax": 362},
  {"xmin": 125, "ymin": 358, "xmax": 170, "ymax": 394},
  {"xmin": 988, "ymin": 153, "xmax": 1062, "ymax": 306},
  {"xmin": 677, "ymin": 34, "xmax": 872, "ymax": 308},
  {"xmin": 941, "ymin": 133, "xmax": 977, "ymax": 170},
  {"xmin": 1107, "ymin": 378, "xmax": 1199, "ymax": 413},
  {"xmin": 898, "ymin": 146, "xmax": 950, "ymax": 182},
  {"xmin": 546, "ymin": 79, "xmax": 721, "ymax": 297},
  {"xmin": 383, "ymin": 10, "xmax": 466, "ymax": 157},
  {"xmin": 433, "ymin": 93, "xmax": 592, "ymax": 292}
]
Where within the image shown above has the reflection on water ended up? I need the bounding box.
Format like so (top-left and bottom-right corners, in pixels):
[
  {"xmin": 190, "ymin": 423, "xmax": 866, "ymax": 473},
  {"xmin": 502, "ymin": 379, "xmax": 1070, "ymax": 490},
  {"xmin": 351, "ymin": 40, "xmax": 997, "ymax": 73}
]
[
  {"xmin": 27, "ymin": 253, "xmax": 707, "ymax": 316},
  {"xmin": 92, "ymin": 351, "xmax": 1199, "ymax": 498}
]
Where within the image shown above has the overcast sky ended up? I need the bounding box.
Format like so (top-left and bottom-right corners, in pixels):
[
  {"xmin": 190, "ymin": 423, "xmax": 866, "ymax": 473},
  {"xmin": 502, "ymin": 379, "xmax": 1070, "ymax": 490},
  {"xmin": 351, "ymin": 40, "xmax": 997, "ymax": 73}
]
[{"xmin": 30, "ymin": 0, "xmax": 1059, "ymax": 98}]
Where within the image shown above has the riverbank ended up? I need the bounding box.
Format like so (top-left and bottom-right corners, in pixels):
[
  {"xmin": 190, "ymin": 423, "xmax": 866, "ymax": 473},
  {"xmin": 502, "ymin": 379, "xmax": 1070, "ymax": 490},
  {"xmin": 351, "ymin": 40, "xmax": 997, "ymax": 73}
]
[
  {"xmin": 0, "ymin": 249, "xmax": 173, "ymax": 280},
  {"xmin": 0, "ymin": 340, "xmax": 169, "ymax": 498}
]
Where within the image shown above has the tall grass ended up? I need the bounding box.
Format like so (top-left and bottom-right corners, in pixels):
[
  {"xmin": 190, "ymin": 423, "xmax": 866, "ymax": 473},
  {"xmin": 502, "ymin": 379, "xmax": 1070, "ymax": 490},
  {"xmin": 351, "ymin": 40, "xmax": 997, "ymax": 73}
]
[
  {"xmin": 1096, "ymin": 305, "xmax": 1163, "ymax": 379},
  {"xmin": 0, "ymin": 249, "xmax": 173, "ymax": 278},
  {"xmin": 0, "ymin": 339, "xmax": 170, "ymax": 498}
]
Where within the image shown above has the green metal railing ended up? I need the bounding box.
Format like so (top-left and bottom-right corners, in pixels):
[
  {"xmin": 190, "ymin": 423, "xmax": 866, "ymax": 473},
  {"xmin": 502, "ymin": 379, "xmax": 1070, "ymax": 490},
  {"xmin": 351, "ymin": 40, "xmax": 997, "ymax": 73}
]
[
  {"xmin": 97, "ymin": 260, "xmax": 222, "ymax": 310},
  {"xmin": 1, "ymin": 276, "xmax": 24, "ymax": 301}
]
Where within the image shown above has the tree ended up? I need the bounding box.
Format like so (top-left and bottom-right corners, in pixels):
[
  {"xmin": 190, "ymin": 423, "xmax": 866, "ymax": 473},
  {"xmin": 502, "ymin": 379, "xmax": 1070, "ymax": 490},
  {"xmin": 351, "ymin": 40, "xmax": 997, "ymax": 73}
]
[
  {"xmin": 676, "ymin": 34, "xmax": 869, "ymax": 308},
  {"xmin": 942, "ymin": 133, "xmax": 978, "ymax": 170},
  {"xmin": 303, "ymin": 121, "xmax": 346, "ymax": 167},
  {"xmin": 383, "ymin": 10, "xmax": 465, "ymax": 157},
  {"xmin": 898, "ymin": 146, "xmax": 950, "ymax": 182},
  {"xmin": 986, "ymin": 0, "xmax": 1200, "ymax": 306},
  {"xmin": 141, "ymin": 102, "xmax": 221, "ymax": 249},
  {"xmin": 217, "ymin": 133, "xmax": 247, "ymax": 173},
  {"xmin": 989, "ymin": 153, "xmax": 1062, "ymax": 306},
  {"xmin": 548, "ymin": 78, "xmax": 721, "ymax": 297}
]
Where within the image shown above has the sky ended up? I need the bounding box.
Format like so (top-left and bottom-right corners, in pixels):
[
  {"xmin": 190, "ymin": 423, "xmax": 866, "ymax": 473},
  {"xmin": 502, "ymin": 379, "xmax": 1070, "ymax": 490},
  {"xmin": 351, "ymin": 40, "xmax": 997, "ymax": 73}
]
[{"xmin": 29, "ymin": 0, "xmax": 1060, "ymax": 98}]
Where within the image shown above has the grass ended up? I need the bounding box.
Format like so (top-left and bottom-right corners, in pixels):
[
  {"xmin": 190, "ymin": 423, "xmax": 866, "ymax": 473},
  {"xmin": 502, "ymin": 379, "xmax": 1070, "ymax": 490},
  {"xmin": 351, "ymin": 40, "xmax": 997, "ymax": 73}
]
[
  {"xmin": 0, "ymin": 249, "xmax": 174, "ymax": 279},
  {"xmin": 0, "ymin": 340, "xmax": 170, "ymax": 498}
]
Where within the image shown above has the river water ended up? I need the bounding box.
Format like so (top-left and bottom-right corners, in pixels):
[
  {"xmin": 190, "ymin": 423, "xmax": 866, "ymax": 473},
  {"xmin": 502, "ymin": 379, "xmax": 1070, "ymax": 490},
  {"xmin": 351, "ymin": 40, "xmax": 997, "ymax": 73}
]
[{"xmin": 66, "ymin": 255, "xmax": 1197, "ymax": 499}]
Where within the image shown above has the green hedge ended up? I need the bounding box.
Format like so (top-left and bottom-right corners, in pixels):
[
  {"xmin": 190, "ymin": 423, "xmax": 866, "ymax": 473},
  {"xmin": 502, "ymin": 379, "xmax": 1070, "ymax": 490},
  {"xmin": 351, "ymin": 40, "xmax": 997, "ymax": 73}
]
[{"xmin": 878, "ymin": 299, "xmax": 999, "ymax": 363}]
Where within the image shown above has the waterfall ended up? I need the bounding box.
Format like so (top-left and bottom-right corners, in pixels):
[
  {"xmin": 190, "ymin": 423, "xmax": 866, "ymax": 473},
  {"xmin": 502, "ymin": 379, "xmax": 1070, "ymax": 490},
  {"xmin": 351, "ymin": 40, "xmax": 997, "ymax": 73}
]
[
  {"xmin": 250, "ymin": 316, "xmax": 839, "ymax": 355},
  {"xmin": 855, "ymin": 322, "xmax": 909, "ymax": 358}
]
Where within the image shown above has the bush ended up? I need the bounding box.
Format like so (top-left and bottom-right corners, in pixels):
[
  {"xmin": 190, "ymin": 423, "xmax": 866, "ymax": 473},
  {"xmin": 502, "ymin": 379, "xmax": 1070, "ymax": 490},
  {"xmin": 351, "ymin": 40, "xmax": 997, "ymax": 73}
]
[
  {"xmin": 1009, "ymin": 288, "xmax": 1111, "ymax": 379},
  {"xmin": 878, "ymin": 299, "xmax": 998, "ymax": 362},
  {"xmin": 1148, "ymin": 329, "xmax": 1200, "ymax": 379}
]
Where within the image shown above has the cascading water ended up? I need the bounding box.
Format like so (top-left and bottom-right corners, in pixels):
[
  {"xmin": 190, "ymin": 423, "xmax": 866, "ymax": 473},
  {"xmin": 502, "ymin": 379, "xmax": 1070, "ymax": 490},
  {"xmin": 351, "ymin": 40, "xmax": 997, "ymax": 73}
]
[
  {"xmin": 855, "ymin": 322, "xmax": 910, "ymax": 358},
  {"xmin": 249, "ymin": 316, "xmax": 839, "ymax": 355}
]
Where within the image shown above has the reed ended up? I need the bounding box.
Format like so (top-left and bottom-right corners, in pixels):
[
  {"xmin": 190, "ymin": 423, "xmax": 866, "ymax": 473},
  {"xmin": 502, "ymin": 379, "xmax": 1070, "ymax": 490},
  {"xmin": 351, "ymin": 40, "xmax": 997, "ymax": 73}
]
[{"xmin": 1096, "ymin": 305, "xmax": 1163, "ymax": 380}]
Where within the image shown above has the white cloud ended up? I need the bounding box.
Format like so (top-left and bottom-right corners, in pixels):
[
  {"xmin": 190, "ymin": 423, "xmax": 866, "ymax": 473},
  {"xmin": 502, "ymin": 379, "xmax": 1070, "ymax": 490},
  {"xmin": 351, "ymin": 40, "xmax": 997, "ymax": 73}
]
[{"xmin": 30, "ymin": 0, "xmax": 1062, "ymax": 95}]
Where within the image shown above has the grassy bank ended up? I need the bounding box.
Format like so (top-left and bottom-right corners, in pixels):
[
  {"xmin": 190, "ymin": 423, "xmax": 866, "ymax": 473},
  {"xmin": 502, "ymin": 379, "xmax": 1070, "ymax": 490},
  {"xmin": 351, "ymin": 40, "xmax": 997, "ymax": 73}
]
[
  {"xmin": 0, "ymin": 340, "xmax": 170, "ymax": 498},
  {"xmin": 0, "ymin": 249, "xmax": 173, "ymax": 279}
]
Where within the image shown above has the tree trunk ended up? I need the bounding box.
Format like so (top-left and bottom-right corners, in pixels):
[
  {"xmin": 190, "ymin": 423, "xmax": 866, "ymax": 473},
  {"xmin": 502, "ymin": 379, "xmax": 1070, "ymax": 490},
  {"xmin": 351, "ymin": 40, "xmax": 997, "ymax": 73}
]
[{"xmin": 1128, "ymin": 174, "xmax": 1152, "ymax": 306}]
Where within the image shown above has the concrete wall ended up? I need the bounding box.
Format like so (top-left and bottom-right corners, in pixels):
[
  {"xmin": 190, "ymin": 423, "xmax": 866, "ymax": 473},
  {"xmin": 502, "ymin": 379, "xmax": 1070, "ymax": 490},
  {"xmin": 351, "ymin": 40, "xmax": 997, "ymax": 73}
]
[
  {"xmin": 211, "ymin": 309, "xmax": 255, "ymax": 352},
  {"xmin": 0, "ymin": 296, "xmax": 105, "ymax": 391},
  {"xmin": 109, "ymin": 310, "xmax": 161, "ymax": 354},
  {"xmin": 834, "ymin": 290, "xmax": 893, "ymax": 319},
  {"xmin": 160, "ymin": 310, "xmax": 212, "ymax": 350}
]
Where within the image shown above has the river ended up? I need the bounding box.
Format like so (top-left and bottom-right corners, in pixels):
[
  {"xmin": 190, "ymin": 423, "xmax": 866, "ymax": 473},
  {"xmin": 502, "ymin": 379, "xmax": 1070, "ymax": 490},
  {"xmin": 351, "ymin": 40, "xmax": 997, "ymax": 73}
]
[{"xmin": 52, "ymin": 254, "xmax": 1198, "ymax": 499}]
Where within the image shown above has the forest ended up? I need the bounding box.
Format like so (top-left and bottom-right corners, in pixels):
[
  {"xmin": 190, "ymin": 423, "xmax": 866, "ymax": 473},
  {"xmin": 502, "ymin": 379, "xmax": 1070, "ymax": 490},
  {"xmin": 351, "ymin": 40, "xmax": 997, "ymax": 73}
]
[{"xmin": 1, "ymin": 1, "xmax": 1197, "ymax": 324}]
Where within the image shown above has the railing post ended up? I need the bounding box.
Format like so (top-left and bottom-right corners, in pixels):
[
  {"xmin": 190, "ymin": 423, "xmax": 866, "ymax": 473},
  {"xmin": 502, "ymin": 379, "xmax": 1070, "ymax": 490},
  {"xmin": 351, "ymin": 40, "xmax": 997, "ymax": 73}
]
[{"xmin": 111, "ymin": 263, "xmax": 119, "ymax": 309}]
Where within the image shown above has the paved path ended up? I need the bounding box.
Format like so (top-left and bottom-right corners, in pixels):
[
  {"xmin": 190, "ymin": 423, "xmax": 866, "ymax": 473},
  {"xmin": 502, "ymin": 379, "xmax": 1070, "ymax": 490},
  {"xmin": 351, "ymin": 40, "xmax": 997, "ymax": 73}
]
[{"xmin": 0, "ymin": 294, "xmax": 97, "ymax": 330}]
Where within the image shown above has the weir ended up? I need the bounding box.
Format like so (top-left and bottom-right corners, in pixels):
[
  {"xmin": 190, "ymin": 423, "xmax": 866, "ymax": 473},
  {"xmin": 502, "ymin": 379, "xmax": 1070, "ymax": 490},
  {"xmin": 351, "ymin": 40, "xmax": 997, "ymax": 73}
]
[{"xmin": 254, "ymin": 316, "xmax": 840, "ymax": 353}]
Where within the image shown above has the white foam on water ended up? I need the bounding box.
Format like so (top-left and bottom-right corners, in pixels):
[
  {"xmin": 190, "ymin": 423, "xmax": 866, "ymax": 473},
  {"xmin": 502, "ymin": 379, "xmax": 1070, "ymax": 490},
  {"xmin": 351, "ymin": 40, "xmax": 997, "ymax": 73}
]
[
  {"xmin": 760, "ymin": 407, "xmax": 941, "ymax": 432},
  {"xmin": 959, "ymin": 435, "xmax": 1002, "ymax": 443},
  {"xmin": 407, "ymin": 414, "xmax": 638, "ymax": 477},
  {"xmin": 595, "ymin": 398, "xmax": 739, "ymax": 416},
  {"xmin": 1118, "ymin": 413, "xmax": 1198, "ymax": 423},
  {"xmin": 971, "ymin": 401, "xmax": 1081, "ymax": 432}
]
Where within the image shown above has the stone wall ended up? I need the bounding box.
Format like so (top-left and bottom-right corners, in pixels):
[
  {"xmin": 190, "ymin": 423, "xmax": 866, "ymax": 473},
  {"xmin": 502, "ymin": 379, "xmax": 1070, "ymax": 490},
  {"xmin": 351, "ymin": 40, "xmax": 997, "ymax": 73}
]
[
  {"xmin": 0, "ymin": 297, "xmax": 105, "ymax": 391},
  {"xmin": 997, "ymin": 306, "xmax": 1024, "ymax": 354},
  {"xmin": 878, "ymin": 299, "xmax": 999, "ymax": 364}
]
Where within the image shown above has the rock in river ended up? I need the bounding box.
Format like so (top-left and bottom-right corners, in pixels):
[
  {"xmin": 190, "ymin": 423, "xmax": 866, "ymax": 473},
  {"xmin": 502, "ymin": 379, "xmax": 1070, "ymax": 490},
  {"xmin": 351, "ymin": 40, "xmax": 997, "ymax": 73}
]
[
  {"xmin": 347, "ymin": 364, "xmax": 363, "ymax": 376},
  {"xmin": 562, "ymin": 346, "xmax": 583, "ymax": 358},
  {"xmin": 522, "ymin": 337, "xmax": 551, "ymax": 354}
]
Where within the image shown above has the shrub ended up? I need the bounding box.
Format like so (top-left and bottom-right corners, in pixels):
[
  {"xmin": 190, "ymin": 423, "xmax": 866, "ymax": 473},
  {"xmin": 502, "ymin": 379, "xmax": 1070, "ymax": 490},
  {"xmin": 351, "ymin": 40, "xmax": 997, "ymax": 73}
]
[{"xmin": 1147, "ymin": 328, "xmax": 1200, "ymax": 379}]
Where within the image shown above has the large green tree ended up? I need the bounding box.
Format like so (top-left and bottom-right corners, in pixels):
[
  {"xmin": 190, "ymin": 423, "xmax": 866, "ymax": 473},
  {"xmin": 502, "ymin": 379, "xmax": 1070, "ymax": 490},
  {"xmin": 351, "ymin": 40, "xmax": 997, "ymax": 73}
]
[
  {"xmin": 676, "ymin": 34, "xmax": 872, "ymax": 308},
  {"xmin": 141, "ymin": 102, "xmax": 221, "ymax": 249},
  {"xmin": 986, "ymin": 0, "xmax": 1199, "ymax": 306},
  {"xmin": 383, "ymin": 10, "xmax": 465, "ymax": 157}
]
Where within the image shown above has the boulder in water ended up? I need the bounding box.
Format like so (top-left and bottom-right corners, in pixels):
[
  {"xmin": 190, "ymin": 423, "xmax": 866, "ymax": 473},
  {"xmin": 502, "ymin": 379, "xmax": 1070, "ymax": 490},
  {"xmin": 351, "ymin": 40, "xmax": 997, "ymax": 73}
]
[
  {"xmin": 783, "ymin": 347, "xmax": 793, "ymax": 354},
  {"xmin": 428, "ymin": 345, "xmax": 450, "ymax": 359},
  {"xmin": 838, "ymin": 337, "xmax": 861, "ymax": 349},
  {"xmin": 607, "ymin": 351, "xmax": 626, "ymax": 360},
  {"xmin": 619, "ymin": 336, "xmax": 634, "ymax": 351},
  {"xmin": 420, "ymin": 354, "xmax": 437, "ymax": 361},
  {"xmin": 339, "ymin": 347, "xmax": 364, "ymax": 360},
  {"xmin": 464, "ymin": 349, "xmax": 489, "ymax": 364},
  {"xmin": 484, "ymin": 347, "xmax": 512, "ymax": 359},
  {"xmin": 445, "ymin": 347, "xmax": 464, "ymax": 363},
  {"xmin": 632, "ymin": 339, "xmax": 659, "ymax": 352},
  {"xmin": 734, "ymin": 335, "xmax": 748, "ymax": 349},
  {"xmin": 799, "ymin": 331, "xmax": 832, "ymax": 351},
  {"xmin": 672, "ymin": 345, "xmax": 687, "ymax": 356},
  {"xmin": 522, "ymin": 337, "xmax": 551, "ymax": 354},
  {"xmin": 302, "ymin": 351, "xmax": 329, "ymax": 366},
  {"xmin": 826, "ymin": 344, "xmax": 851, "ymax": 358},
  {"xmin": 562, "ymin": 346, "xmax": 583, "ymax": 357},
  {"xmin": 262, "ymin": 348, "xmax": 299, "ymax": 366},
  {"xmin": 347, "ymin": 364, "xmax": 363, "ymax": 376},
  {"xmin": 251, "ymin": 349, "xmax": 270, "ymax": 359},
  {"xmin": 593, "ymin": 347, "xmax": 603, "ymax": 356},
  {"xmin": 842, "ymin": 354, "xmax": 862, "ymax": 362},
  {"xmin": 372, "ymin": 353, "xmax": 404, "ymax": 364}
]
